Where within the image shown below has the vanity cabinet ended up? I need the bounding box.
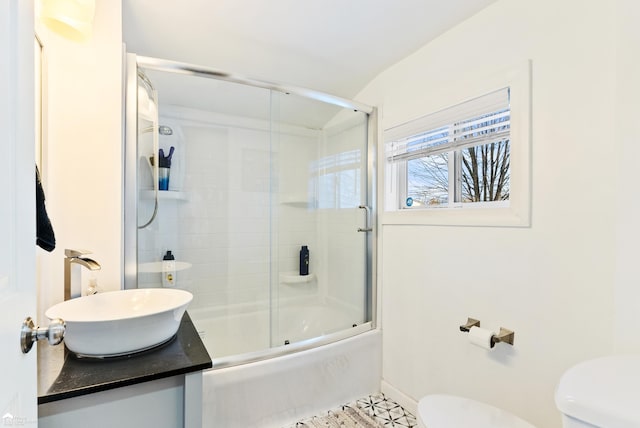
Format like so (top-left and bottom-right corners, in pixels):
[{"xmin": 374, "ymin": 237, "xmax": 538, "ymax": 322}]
[
  {"xmin": 37, "ymin": 313, "xmax": 211, "ymax": 428},
  {"xmin": 39, "ymin": 372, "xmax": 202, "ymax": 428}
]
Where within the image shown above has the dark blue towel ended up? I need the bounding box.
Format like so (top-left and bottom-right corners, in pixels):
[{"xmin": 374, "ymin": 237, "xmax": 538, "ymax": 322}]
[{"xmin": 36, "ymin": 165, "xmax": 55, "ymax": 252}]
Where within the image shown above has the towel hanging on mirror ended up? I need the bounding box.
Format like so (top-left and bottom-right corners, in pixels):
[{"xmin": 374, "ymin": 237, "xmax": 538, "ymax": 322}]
[{"xmin": 36, "ymin": 165, "xmax": 56, "ymax": 252}]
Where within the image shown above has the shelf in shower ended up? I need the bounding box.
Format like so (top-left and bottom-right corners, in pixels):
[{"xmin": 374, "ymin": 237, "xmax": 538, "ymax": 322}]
[
  {"xmin": 138, "ymin": 261, "xmax": 193, "ymax": 273},
  {"xmin": 279, "ymin": 193, "xmax": 316, "ymax": 208},
  {"xmin": 279, "ymin": 272, "xmax": 316, "ymax": 285},
  {"xmin": 281, "ymin": 201, "xmax": 311, "ymax": 208},
  {"xmin": 140, "ymin": 190, "xmax": 188, "ymax": 201}
]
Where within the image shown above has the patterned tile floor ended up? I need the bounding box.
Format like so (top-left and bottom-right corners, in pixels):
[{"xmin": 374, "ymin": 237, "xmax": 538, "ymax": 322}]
[{"xmin": 286, "ymin": 393, "xmax": 418, "ymax": 428}]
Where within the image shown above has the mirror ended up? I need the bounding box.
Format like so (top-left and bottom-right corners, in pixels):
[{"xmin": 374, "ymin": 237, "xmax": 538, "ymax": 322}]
[{"xmin": 35, "ymin": 36, "xmax": 43, "ymax": 173}]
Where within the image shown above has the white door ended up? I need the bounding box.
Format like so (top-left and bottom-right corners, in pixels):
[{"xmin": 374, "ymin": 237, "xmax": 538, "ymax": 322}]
[{"xmin": 0, "ymin": 0, "xmax": 38, "ymax": 425}]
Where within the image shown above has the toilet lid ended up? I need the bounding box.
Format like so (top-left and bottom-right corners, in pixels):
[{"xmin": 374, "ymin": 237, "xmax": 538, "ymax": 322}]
[
  {"xmin": 555, "ymin": 355, "xmax": 640, "ymax": 427},
  {"xmin": 418, "ymin": 394, "xmax": 536, "ymax": 428}
]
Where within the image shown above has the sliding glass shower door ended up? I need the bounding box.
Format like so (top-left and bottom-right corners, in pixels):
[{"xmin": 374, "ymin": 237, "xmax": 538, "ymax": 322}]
[
  {"xmin": 124, "ymin": 54, "xmax": 375, "ymax": 362},
  {"xmin": 269, "ymin": 91, "xmax": 371, "ymax": 347}
]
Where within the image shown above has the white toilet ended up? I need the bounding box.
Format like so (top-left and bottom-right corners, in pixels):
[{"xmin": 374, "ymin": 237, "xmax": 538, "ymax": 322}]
[
  {"xmin": 555, "ymin": 355, "xmax": 640, "ymax": 427},
  {"xmin": 417, "ymin": 394, "xmax": 536, "ymax": 428}
]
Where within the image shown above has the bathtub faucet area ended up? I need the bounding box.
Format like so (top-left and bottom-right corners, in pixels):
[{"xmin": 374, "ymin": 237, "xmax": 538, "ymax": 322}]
[{"xmin": 64, "ymin": 248, "xmax": 101, "ymax": 300}]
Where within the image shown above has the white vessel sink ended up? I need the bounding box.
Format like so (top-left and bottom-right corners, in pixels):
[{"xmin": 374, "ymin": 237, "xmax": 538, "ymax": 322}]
[{"xmin": 45, "ymin": 288, "xmax": 193, "ymax": 358}]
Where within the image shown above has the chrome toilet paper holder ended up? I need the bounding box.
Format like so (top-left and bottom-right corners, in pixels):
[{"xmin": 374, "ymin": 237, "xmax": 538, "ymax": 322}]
[
  {"xmin": 491, "ymin": 327, "xmax": 515, "ymax": 347},
  {"xmin": 459, "ymin": 317, "xmax": 480, "ymax": 332},
  {"xmin": 459, "ymin": 317, "xmax": 515, "ymax": 347}
]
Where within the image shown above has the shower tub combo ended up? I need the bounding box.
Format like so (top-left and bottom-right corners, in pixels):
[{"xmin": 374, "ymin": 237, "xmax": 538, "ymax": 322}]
[{"xmin": 124, "ymin": 55, "xmax": 379, "ymax": 426}]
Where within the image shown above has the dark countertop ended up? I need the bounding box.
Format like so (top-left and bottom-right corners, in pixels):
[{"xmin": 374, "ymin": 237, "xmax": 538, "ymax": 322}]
[{"xmin": 37, "ymin": 312, "xmax": 212, "ymax": 404}]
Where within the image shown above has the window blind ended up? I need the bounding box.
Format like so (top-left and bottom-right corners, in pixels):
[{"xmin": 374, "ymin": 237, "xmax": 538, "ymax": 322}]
[{"xmin": 385, "ymin": 87, "xmax": 510, "ymax": 162}]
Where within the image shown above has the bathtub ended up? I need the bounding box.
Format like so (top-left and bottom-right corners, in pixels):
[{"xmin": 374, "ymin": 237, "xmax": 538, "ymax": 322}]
[
  {"xmin": 191, "ymin": 302, "xmax": 381, "ymax": 427},
  {"xmin": 191, "ymin": 301, "xmax": 366, "ymax": 360}
]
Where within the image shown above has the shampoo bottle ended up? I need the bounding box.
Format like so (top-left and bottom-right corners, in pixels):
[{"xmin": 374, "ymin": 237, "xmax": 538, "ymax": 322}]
[
  {"xmin": 162, "ymin": 250, "xmax": 176, "ymax": 287},
  {"xmin": 299, "ymin": 245, "xmax": 309, "ymax": 276}
]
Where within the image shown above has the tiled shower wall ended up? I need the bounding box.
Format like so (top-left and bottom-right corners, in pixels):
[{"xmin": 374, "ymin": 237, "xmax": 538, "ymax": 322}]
[
  {"xmin": 137, "ymin": 105, "xmax": 369, "ymax": 331},
  {"xmin": 138, "ymin": 107, "xmax": 320, "ymax": 311}
]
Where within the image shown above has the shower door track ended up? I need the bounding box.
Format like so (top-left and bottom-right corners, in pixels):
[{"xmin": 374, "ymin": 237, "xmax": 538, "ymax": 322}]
[{"xmin": 136, "ymin": 56, "xmax": 374, "ymax": 114}]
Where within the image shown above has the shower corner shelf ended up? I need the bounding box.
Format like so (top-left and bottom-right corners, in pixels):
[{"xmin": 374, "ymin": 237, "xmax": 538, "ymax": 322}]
[
  {"xmin": 279, "ymin": 194, "xmax": 316, "ymax": 209},
  {"xmin": 281, "ymin": 201, "xmax": 310, "ymax": 208},
  {"xmin": 141, "ymin": 190, "xmax": 189, "ymax": 201},
  {"xmin": 279, "ymin": 272, "xmax": 316, "ymax": 285}
]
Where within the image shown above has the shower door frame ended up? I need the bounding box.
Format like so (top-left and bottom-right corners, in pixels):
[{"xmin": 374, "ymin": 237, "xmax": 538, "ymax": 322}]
[{"xmin": 122, "ymin": 53, "xmax": 378, "ymax": 347}]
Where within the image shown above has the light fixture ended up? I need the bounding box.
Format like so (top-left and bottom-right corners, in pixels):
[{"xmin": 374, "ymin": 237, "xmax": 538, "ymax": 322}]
[{"xmin": 38, "ymin": 0, "xmax": 96, "ymax": 42}]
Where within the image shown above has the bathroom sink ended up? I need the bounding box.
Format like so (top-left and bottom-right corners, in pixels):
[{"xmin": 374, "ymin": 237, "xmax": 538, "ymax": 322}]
[{"xmin": 45, "ymin": 288, "xmax": 193, "ymax": 358}]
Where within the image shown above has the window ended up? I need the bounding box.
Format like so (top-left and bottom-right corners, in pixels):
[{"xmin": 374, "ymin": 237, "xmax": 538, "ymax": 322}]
[
  {"xmin": 387, "ymin": 88, "xmax": 510, "ymax": 210},
  {"xmin": 382, "ymin": 60, "xmax": 531, "ymax": 227}
]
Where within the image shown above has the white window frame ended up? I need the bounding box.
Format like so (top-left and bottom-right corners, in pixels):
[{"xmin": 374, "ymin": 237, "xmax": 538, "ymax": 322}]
[{"xmin": 382, "ymin": 60, "xmax": 531, "ymax": 227}]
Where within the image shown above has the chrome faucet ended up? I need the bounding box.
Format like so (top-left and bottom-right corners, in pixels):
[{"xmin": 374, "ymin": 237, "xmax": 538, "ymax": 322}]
[{"xmin": 64, "ymin": 249, "xmax": 101, "ymax": 300}]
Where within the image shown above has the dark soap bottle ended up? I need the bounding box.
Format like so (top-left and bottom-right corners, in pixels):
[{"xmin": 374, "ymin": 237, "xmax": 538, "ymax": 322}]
[{"xmin": 299, "ymin": 245, "xmax": 309, "ymax": 276}]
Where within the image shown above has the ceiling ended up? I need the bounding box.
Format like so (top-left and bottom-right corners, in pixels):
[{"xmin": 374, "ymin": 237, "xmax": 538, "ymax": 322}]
[{"xmin": 122, "ymin": 0, "xmax": 497, "ymax": 101}]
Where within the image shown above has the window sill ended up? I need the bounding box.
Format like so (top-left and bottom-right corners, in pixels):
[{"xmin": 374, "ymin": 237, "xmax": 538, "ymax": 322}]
[{"xmin": 381, "ymin": 204, "xmax": 530, "ymax": 228}]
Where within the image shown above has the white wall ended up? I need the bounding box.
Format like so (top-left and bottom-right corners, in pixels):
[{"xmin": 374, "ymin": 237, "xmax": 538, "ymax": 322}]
[
  {"xmin": 356, "ymin": 1, "xmax": 625, "ymax": 427},
  {"xmin": 613, "ymin": 0, "xmax": 640, "ymax": 353},
  {"xmin": 35, "ymin": 2, "xmax": 122, "ymax": 319}
]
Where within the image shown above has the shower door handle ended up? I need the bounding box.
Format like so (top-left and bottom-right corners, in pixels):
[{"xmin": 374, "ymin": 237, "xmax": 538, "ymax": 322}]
[{"xmin": 357, "ymin": 205, "xmax": 372, "ymax": 232}]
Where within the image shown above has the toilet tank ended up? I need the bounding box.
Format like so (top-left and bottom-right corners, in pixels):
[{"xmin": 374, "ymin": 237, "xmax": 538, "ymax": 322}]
[{"xmin": 555, "ymin": 355, "xmax": 640, "ymax": 427}]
